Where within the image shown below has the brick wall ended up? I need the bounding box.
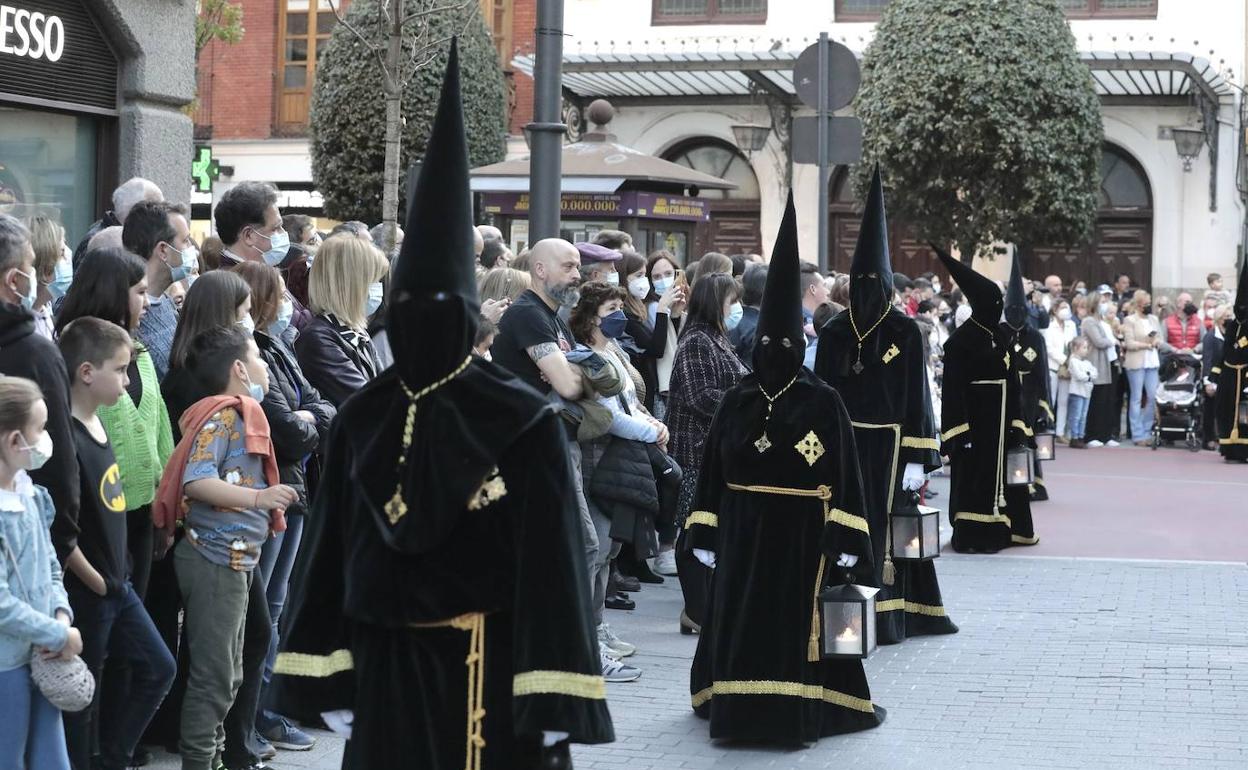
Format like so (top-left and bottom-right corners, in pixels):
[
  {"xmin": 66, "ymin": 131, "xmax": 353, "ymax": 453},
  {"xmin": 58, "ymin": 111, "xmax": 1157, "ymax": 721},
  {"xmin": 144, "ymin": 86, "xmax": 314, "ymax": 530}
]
[
  {"xmin": 509, "ymin": 0, "xmax": 535, "ymax": 134},
  {"xmin": 196, "ymin": 0, "xmax": 280, "ymax": 140}
]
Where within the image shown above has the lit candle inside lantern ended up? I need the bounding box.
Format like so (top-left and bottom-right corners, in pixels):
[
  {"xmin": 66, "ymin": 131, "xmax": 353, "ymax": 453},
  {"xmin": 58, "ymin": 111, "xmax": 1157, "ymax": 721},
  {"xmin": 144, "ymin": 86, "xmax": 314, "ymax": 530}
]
[
  {"xmin": 1036, "ymin": 445, "xmax": 1051, "ymax": 460},
  {"xmin": 1012, "ymin": 466, "xmax": 1028, "ymax": 482},
  {"xmin": 903, "ymin": 536, "xmax": 921, "ymax": 559},
  {"xmin": 832, "ymin": 626, "xmax": 860, "ymax": 655}
]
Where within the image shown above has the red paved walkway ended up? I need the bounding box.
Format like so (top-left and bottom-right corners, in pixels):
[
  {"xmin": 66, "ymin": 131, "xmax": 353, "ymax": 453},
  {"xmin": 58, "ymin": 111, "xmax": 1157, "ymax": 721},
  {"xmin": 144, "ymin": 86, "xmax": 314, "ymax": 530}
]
[{"xmin": 1018, "ymin": 444, "xmax": 1248, "ymax": 562}]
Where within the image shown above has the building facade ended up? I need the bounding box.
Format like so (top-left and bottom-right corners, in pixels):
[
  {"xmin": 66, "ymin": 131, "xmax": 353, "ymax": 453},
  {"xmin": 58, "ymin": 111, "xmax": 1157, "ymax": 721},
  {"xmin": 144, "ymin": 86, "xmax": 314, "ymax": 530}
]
[
  {"xmin": 192, "ymin": 0, "xmax": 527, "ymax": 234},
  {"xmin": 0, "ymin": 0, "xmax": 195, "ymax": 245},
  {"xmin": 516, "ymin": 0, "xmax": 1247, "ymax": 294}
]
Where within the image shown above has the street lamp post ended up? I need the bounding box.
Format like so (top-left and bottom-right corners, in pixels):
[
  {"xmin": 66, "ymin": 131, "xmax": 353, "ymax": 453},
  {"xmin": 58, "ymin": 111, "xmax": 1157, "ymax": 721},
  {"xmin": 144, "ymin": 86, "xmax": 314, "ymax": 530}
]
[
  {"xmin": 527, "ymin": 0, "xmax": 568, "ymax": 241},
  {"xmin": 1172, "ymin": 127, "xmax": 1205, "ymax": 172}
]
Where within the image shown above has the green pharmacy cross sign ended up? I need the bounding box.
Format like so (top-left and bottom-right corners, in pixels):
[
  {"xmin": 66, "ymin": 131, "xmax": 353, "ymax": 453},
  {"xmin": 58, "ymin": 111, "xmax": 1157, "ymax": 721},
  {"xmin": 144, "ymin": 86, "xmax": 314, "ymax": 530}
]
[{"xmin": 191, "ymin": 146, "xmax": 221, "ymax": 193}]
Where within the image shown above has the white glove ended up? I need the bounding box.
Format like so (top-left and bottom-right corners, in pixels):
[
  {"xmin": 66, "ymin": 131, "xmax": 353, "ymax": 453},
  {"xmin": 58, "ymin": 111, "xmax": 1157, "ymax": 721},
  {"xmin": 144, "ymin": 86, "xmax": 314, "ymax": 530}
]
[
  {"xmin": 542, "ymin": 731, "xmax": 570, "ymax": 747},
  {"xmin": 902, "ymin": 462, "xmax": 927, "ymax": 492},
  {"xmin": 321, "ymin": 710, "xmax": 354, "ymax": 740},
  {"xmin": 836, "ymin": 553, "xmax": 858, "ymax": 568},
  {"xmin": 694, "ymin": 548, "xmax": 716, "ymax": 568}
]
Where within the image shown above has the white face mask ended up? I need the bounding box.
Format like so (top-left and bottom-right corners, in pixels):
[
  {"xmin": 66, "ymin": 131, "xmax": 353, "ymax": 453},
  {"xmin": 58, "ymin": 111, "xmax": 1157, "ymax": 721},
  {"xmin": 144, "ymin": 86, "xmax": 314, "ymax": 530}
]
[
  {"xmin": 627, "ymin": 276, "xmax": 650, "ymax": 301},
  {"xmin": 17, "ymin": 430, "xmax": 53, "ymax": 470},
  {"xmin": 605, "ymin": 271, "xmax": 620, "ymax": 286},
  {"xmin": 1057, "ymin": 307, "xmax": 1072, "ymax": 321},
  {"xmin": 238, "ymin": 314, "xmax": 256, "ymax": 335}
]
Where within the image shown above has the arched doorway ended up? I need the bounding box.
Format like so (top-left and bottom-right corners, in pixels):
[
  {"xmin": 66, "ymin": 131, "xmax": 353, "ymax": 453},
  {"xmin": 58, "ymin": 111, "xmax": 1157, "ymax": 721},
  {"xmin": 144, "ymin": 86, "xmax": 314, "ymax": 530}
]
[
  {"xmin": 827, "ymin": 168, "xmax": 941, "ymax": 278},
  {"xmin": 663, "ymin": 138, "xmax": 762, "ymax": 256},
  {"xmin": 1023, "ymin": 144, "xmax": 1153, "ymax": 289}
]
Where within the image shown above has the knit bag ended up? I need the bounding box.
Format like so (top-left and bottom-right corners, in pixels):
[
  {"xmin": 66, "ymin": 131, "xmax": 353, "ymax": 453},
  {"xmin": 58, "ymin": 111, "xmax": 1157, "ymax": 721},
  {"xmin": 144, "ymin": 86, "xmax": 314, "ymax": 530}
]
[{"xmin": 2, "ymin": 539, "xmax": 95, "ymax": 712}]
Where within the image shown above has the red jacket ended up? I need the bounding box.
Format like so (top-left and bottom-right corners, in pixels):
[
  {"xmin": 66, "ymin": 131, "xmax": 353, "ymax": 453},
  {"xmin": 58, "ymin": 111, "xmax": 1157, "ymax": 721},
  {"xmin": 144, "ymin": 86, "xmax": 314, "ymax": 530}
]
[{"xmin": 1164, "ymin": 313, "xmax": 1202, "ymax": 350}]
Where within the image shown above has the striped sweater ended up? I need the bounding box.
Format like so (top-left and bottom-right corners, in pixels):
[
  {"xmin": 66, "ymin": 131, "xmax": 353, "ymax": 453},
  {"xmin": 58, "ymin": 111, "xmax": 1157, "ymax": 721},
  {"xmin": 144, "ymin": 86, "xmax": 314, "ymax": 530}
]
[{"xmin": 98, "ymin": 348, "xmax": 174, "ymax": 511}]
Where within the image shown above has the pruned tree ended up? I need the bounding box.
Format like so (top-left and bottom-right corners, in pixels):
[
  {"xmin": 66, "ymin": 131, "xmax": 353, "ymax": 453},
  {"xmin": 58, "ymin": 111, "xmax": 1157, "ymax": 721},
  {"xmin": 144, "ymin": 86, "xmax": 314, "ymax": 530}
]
[
  {"xmin": 315, "ymin": 0, "xmax": 506, "ymax": 250},
  {"xmin": 854, "ymin": 0, "xmax": 1103, "ymax": 263}
]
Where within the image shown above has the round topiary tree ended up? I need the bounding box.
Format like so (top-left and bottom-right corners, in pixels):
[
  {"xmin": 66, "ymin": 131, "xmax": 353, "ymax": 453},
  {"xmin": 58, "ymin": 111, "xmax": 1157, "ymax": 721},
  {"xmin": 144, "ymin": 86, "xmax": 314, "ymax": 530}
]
[
  {"xmin": 310, "ymin": 0, "xmax": 506, "ymax": 228},
  {"xmin": 854, "ymin": 0, "xmax": 1103, "ymax": 262}
]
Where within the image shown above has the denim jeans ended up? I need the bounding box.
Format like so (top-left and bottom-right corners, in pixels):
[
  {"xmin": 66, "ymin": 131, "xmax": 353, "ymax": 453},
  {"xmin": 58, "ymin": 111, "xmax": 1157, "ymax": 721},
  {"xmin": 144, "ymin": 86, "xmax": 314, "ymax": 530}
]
[
  {"xmin": 0, "ymin": 665, "xmax": 71, "ymax": 770},
  {"xmin": 1067, "ymin": 394, "xmax": 1090, "ymax": 440},
  {"xmin": 64, "ymin": 579, "xmax": 175, "ymax": 770},
  {"xmin": 1126, "ymin": 366, "xmax": 1160, "ymax": 440},
  {"xmin": 255, "ymin": 512, "xmax": 305, "ymax": 733}
]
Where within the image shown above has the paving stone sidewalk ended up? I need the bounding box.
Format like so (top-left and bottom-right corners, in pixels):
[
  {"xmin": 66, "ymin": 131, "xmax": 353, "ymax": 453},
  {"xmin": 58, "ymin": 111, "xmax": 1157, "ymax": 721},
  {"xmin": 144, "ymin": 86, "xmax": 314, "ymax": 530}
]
[{"xmin": 149, "ymin": 553, "xmax": 1248, "ymax": 770}]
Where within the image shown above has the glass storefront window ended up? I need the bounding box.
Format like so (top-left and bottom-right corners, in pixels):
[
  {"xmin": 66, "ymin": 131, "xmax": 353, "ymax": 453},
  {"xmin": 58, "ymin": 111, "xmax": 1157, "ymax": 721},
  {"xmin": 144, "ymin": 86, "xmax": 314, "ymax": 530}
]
[{"xmin": 0, "ymin": 107, "xmax": 98, "ymax": 246}]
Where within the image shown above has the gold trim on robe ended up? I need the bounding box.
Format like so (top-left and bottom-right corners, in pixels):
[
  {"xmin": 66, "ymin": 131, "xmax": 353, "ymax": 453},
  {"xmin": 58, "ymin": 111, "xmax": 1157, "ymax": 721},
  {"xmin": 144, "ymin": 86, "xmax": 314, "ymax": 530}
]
[
  {"xmin": 273, "ymin": 648, "xmax": 354, "ymax": 678},
  {"xmin": 513, "ymin": 671, "xmax": 607, "ymax": 700},
  {"xmin": 941, "ymin": 423, "xmax": 970, "ymax": 441},
  {"xmin": 901, "ymin": 436, "xmax": 940, "ymax": 450},
  {"xmin": 876, "ymin": 598, "xmax": 948, "ymax": 617},
  {"xmin": 685, "ymin": 511, "xmax": 719, "ymax": 529},
  {"xmin": 691, "ymin": 680, "xmax": 876, "ymax": 714}
]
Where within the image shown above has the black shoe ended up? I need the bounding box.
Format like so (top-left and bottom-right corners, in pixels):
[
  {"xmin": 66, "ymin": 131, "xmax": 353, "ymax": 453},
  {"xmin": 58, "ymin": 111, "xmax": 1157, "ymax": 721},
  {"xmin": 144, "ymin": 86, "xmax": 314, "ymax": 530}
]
[
  {"xmin": 615, "ymin": 573, "xmax": 641, "ymax": 593},
  {"xmin": 619, "ymin": 558, "xmax": 665, "ymax": 584},
  {"xmin": 605, "ymin": 593, "xmax": 635, "ymax": 611},
  {"xmin": 538, "ymin": 740, "xmax": 573, "ymax": 770},
  {"xmin": 130, "ymin": 747, "xmax": 152, "ymax": 767}
]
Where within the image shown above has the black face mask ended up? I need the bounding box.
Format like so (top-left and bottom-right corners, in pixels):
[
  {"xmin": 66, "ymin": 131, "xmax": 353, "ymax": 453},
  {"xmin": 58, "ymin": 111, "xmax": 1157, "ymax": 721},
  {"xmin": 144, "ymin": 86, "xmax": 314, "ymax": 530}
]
[
  {"xmin": 1003, "ymin": 305, "xmax": 1027, "ymax": 330},
  {"xmin": 1184, "ymin": 303, "xmax": 1199, "ymax": 316},
  {"xmin": 939, "ymin": 312, "xmax": 951, "ymax": 322},
  {"xmin": 1143, "ymin": 304, "xmax": 1153, "ymax": 315},
  {"xmin": 753, "ymin": 333, "xmax": 805, "ymax": 391}
]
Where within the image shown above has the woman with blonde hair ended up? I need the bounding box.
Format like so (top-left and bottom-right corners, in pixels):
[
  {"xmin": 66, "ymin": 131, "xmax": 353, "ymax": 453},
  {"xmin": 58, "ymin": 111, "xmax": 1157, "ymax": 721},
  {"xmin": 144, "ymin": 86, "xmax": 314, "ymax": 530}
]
[
  {"xmin": 25, "ymin": 216, "xmax": 71, "ymax": 339},
  {"xmin": 478, "ymin": 266, "xmax": 530, "ymax": 304},
  {"xmin": 295, "ymin": 235, "xmax": 389, "ymax": 406},
  {"xmin": 1120, "ymin": 290, "xmax": 1163, "ymax": 444}
]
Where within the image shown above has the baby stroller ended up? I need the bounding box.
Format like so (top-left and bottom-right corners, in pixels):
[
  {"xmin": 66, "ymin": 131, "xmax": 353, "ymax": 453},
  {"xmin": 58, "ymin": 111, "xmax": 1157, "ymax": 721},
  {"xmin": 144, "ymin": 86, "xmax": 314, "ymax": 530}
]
[{"xmin": 1152, "ymin": 353, "xmax": 1203, "ymax": 452}]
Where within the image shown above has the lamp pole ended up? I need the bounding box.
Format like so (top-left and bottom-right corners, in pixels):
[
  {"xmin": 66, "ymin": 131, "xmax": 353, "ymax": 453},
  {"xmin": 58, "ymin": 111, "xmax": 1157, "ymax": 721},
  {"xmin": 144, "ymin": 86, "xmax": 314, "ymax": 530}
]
[
  {"xmin": 527, "ymin": 0, "xmax": 567, "ymax": 241},
  {"xmin": 816, "ymin": 31, "xmax": 830, "ymax": 274}
]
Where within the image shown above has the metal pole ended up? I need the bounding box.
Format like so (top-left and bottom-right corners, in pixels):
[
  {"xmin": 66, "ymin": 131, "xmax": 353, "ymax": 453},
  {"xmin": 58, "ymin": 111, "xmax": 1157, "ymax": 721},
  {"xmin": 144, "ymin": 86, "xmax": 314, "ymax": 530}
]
[
  {"xmin": 527, "ymin": 0, "xmax": 567, "ymax": 241},
  {"xmin": 816, "ymin": 31, "xmax": 829, "ymax": 273}
]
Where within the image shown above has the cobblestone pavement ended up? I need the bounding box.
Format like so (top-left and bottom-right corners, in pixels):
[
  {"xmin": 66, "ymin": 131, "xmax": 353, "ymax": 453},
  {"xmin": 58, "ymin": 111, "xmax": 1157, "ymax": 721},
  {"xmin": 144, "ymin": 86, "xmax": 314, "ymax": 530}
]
[
  {"xmin": 149, "ymin": 553, "xmax": 1248, "ymax": 770},
  {"xmin": 147, "ymin": 450, "xmax": 1248, "ymax": 770}
]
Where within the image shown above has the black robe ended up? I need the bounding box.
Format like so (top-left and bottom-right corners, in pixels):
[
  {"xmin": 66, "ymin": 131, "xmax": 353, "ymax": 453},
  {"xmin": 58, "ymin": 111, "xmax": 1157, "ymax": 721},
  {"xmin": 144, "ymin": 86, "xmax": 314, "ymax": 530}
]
[
  {"xmin": 272, "ymin": 361, "xmax": 614, "ymax": 769},
  {"xmin": 686, "ymin": 370, "xmax": 884, "ymax": 744},
  {"xmin": 941, "ymin": 321, "xmax": 1033, "ymax": 553},
  {"xmin": 1003, "ymin": 325, "xmax": 1051, "ymax": 503},
  {"xmin": 1215, "ymin": 319, "xmax": 1248, "ymax": 461},
  {"xmin": 815, "ymin": 309, "xmax": 958, "ymax": 643}
]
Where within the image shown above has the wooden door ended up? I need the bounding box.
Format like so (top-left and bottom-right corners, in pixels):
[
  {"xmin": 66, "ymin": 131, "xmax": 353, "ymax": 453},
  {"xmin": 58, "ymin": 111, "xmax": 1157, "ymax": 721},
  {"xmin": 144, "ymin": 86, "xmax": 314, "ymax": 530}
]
[{"xmin": 700, "ymin": 210, "xmax": 762, "ymax": 256}]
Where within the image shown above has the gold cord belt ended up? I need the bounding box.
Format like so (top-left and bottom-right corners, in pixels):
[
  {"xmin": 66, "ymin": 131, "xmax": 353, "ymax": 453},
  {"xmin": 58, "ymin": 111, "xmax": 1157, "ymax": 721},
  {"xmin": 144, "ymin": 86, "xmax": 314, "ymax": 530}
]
[
  {"xmin": 725, "ymin": 482, "xmax": 836, "ymax": 662},
  {"xmin": 409, "ymin": 612, "xmax": 488, "ymax": 770}
]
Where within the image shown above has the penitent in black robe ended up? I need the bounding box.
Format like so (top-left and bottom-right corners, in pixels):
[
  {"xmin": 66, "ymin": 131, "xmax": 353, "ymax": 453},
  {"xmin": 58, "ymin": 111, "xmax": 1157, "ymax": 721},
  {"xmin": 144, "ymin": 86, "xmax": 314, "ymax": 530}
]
[
  {"xmin": 815, "ymin": 309, "xmax": 958, "ymax": 643},
  {"xmin": 272, "ymin": 362, "xmax": 614, "ymax": 769},
  {"xmin": 1215, "ymin": 319, "xmax": 1248, "ymax": 462},
  {"xmin": 686, "ymin": 370, "xmax": 884, "ymax": 744},
  {"xmin": 1000, "ymin": 326, "xmax": 1041, "ymax": 545},
  {"xmin": 1003, "ymin": 325, "xmax": 1051, "ymax": 504},
  {"xmin": 942, "ymin": 321, "xmax": 1033, "ymax": 553}
]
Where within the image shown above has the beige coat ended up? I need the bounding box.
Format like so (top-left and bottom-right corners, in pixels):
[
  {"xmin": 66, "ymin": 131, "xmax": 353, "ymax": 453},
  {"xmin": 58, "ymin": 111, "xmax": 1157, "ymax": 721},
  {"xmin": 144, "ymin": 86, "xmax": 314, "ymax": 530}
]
[{"xmin": 1120, "ymin": 313, "xmax": 1163, "ymax": 370}]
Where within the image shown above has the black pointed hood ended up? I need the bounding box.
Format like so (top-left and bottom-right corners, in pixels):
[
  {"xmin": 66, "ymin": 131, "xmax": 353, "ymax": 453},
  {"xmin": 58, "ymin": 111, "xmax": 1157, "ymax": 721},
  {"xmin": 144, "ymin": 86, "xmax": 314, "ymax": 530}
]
[
  {"xmin": 387, "ymin": 38, "xmax": 479, "ymax": 390},
  {"xmin": 752, "ymin": 192, "xmax": 806, "ymax": 390},
  {"xmin": 1003, "ymin": 251, "xmax": 1027, "ymax": 330},
  {"xmin": 932, "ymin": 245, "xmax": 1003, "ymax": 326},
  {"xmin": 1235, "ymin": 263, "xmax": 1248, "ymax": 321},
  {"xmin": 849, "ymin": 165, "xmax": 893, "ymax": 323}
]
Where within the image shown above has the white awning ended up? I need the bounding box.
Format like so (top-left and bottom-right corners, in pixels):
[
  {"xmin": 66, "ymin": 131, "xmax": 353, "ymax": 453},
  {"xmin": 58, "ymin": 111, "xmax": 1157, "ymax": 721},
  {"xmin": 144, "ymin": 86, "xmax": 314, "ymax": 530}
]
[{"xmin": 512, "ymin": 42, "xmax": 1233, "ymax": 105}]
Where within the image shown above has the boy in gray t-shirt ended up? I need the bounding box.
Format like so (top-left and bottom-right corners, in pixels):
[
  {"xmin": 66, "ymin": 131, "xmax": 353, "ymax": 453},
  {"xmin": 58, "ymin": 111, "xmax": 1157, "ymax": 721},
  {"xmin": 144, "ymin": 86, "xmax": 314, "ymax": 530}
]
[
  {"xmin": 183, "ymin": 405, "xmax": 272, "ymax": 572},
  {"xmin": 167, "ymin": 327, "xmax": 297, "ymax": 770}
]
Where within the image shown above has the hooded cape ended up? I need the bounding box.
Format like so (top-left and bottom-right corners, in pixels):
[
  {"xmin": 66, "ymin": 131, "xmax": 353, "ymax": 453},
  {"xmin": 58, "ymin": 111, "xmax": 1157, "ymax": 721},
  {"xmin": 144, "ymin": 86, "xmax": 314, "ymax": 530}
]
[
  {"xmin": 751, "ymin": 192, "xmax": 806, "ymax": 391},
  {"xmin": 814, "ymin": 175, "xmax": 956, "ymax": 643},
  {"xmin": 273, "ymin": 42, "xmax": 614, "ymax": 767}
]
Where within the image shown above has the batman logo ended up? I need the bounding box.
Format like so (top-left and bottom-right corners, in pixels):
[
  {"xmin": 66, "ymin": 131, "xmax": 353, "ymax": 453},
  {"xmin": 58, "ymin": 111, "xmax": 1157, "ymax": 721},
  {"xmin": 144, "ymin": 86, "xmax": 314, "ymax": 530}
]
[{"xmin": 100, "ymin": 463, "xmax": 126, "ymax": 513}]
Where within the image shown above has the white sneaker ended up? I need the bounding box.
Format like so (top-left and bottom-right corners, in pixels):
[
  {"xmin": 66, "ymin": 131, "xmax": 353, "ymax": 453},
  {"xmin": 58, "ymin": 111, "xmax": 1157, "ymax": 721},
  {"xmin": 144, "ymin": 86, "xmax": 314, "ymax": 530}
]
[
  {"xmin": 598, "ymin": 623, "xmax": 636, "ymax": 657},
  {"xmin": 1106, "ymin": 440, "xmax": 1120, "ymax": 447},
  {"xmin": 599, "ymin": 641, "xmax": 621, "ymax": 661},
  {"xmin": 601, "ymin": 651, "xmax": 642, "ymax": 683},
  {"xmin": 1086, "ymin": 440, "xmax": 1104, "ymax": 447},
  {"xmin": 651, "ymin": 550, "xmax": 678, "ymax": 576}
]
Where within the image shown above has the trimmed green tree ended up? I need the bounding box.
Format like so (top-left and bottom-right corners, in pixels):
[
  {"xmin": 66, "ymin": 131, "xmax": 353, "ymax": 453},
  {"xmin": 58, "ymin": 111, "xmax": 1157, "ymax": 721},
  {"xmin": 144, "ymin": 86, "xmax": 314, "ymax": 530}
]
[
  {"xmin": 854, "ymin": 0, "xmax": 1103, "ymax": 262},
  {"xmin": 311, "ymin": 0, "xmax": 506, "ymax": 242}
]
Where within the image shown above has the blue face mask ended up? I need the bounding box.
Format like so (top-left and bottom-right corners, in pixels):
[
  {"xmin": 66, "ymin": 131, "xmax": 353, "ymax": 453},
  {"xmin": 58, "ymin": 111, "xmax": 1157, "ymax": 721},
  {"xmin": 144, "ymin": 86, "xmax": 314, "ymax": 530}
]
[
  {"xmin": 366, "ymin": 282, "xmax": 384, "ymax": 317},
  {"xmin": 600, "ymin": 309, "xmax": 628, "ymax": 339},
  {"xmin": 269, "ymin": 298, "xmax": 293, "ymax": 337},
  {"xmin": 653, "ymin": 276, "xmax": 674, "ymax": 297},
  {"xmin": 163, "ymin": 242, "xmax": 192, "ymax": 282},
  {"xmin": 252, "ymin": 227, "xmax": 290, "ymax": 266},
  {"xmin": 725, "ymin": 301, "xmax": 744, "ymax": 331},
  {"xmin": 11, "ymin": 267, "xmax": 36, "ymax": 310},
  {"xmin": 47, "ymin": 258, "xmax": 73, "ymax": 299}
]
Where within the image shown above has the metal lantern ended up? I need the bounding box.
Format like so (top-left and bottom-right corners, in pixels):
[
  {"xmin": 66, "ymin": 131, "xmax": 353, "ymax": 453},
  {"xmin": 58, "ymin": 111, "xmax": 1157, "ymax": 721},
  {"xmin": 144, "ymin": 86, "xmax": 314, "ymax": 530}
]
[
  {"xmin": 817, "ymin": 583, "xmax": 879, "ymax": 659},
  {"xmin": 1034, "ymin": 431, "xmax": 1056, "ymax": 462},
  {"xmin": 1005, "ymin": 446, "xmax": 1035, "ymax": 486},
  {"xmin": 890, "ymin": 501, "xmax": 941, "ymax": 561}
]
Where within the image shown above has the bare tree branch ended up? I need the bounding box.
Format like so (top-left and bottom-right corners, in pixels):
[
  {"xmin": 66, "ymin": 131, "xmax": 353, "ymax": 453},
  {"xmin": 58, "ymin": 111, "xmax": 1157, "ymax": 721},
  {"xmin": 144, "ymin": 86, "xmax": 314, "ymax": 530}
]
[
  {"xmin": 327, "ymin": 0, "xmax": 390, "ymax": 77},
  {"xmin": 402, "ymin": 0, "xmax": 474, "ymax": 27}
]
